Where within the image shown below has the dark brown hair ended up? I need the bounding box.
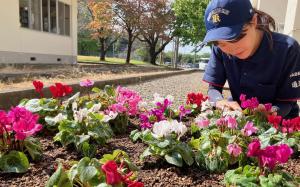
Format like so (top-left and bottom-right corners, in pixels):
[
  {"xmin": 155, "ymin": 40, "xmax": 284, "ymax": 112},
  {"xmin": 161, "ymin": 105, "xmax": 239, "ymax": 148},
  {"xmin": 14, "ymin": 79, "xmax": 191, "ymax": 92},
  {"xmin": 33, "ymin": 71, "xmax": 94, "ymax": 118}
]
[{"xmin": 253, "ymin": 8, "xmax": 276, "ymax": 48}]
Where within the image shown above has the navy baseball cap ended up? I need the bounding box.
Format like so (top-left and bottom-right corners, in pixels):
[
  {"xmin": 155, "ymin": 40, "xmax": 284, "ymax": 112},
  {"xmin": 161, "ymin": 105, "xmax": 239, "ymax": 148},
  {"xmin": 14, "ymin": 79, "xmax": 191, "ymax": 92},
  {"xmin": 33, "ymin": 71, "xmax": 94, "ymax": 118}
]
[{"xmin": 203, "ymin": 0, "xmax": 254, "ymax": 43}]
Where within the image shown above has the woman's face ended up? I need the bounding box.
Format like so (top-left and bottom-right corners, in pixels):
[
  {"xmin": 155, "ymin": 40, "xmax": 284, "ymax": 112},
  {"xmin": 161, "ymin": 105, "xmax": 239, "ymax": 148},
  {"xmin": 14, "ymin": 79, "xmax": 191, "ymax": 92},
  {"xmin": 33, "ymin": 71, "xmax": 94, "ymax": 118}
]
[{"xmin": 215, "ymin": 15, "xmax": 262, "ymax": 59}]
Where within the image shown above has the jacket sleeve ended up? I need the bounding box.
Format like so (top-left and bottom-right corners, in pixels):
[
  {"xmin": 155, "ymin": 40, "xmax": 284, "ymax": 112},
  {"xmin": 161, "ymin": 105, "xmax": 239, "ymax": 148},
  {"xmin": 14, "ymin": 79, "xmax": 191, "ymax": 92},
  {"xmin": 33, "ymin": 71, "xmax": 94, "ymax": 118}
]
[{"xmin": 202, "ymin": 46, "xmax": 227, "ymax": 88}]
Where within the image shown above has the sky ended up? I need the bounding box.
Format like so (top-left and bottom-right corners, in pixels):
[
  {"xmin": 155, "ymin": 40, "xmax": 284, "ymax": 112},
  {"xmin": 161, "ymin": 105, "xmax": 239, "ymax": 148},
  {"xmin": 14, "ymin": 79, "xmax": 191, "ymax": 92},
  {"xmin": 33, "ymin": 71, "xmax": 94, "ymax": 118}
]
[{"xmin": 164, "ymin": 41, "xmax": 211, "ymax": 55}]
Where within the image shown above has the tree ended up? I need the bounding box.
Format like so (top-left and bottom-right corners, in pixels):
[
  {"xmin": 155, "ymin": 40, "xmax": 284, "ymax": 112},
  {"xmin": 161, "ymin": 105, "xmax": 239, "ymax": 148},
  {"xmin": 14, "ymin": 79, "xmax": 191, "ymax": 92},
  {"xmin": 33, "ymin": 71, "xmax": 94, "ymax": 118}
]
[
  {"xmin": 173, "ymin": 0, "xmax": 209, "ymax": 46},
  {"xmin": 114, "ymin": 0, "xmax": 142, "ymax": 64},
  {"xmin": 87, "ymin": 0, "xmax": 119, "ymax": 61},
  {"xmin": 138, "ymin": 0, "xmax": 175, "ymax": 65}
]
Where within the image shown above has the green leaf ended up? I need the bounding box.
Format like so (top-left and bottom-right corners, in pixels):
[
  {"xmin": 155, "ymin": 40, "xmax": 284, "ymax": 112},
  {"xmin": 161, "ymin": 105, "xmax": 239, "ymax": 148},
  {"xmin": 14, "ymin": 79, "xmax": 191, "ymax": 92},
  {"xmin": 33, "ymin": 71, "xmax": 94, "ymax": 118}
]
[
  {"xmin": 79, "ymin": 166, "xmax": 98, "ymax": 183},
  {"xmin": 130, "ymin": 130, "xmax": 142, "ymax": 142},
  {"xmin": 92, "ymin": 87, "xmax": 101, "ymax": 93},
  {"xmin": 140, "ymin": 147, "xmax": 152, "ymax": 160},
  {"xmin": 174, "ymin": 143, "xmax": 194, "ymax": 166},
  {"xmin": 24, "ymin": 137, "xmax": 42, "ymax": 161},
  {"xmin": 157, "ymin": 139, "xmax": 171, "ymax": 148},
  {"xmin": 164, "ymin": 152, "xmax": 183, "ymax": 167},
  {"xmin": 46, "ymin": 163, "xmax": 72, "ymax": 187},
  {"xmin": 0, "ymin": 151, "xmax": 30, "ymax": 173}
]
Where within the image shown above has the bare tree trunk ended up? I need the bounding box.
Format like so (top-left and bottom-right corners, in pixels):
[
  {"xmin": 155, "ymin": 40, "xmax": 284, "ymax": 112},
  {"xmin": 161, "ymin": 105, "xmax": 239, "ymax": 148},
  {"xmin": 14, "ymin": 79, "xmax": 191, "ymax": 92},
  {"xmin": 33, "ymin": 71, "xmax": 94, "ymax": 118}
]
[
  {"xmin": 149, "ymin": 45, "xmax": 157, "ymax": 65},
  {"xmin": 126, "ymin": 32, "xmax": 133, "ymax": 64},
  {"xmin": 99, "ymin": 38, "xmax": 106, "ymax": 61}
]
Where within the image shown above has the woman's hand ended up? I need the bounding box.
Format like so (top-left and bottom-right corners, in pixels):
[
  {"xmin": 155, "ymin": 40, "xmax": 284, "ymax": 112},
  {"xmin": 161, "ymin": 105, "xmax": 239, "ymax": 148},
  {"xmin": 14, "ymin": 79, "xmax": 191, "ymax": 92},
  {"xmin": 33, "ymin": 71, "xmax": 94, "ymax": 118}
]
[{"xmin": 216, "ymin": 99, "xmax": 242, "ymax": 111}]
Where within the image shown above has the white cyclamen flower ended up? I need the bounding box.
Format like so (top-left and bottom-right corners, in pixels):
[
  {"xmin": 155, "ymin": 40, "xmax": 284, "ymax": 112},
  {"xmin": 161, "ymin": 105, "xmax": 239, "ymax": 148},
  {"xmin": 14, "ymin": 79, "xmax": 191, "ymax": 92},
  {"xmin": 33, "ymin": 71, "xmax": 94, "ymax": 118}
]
[
  {"xmin": 201, "ymin": 100, "xmax": 213, "ymax": 112},
  {"xmin": 152, "ymin": 93, "xmax": 164, "ymax": 104},
  {"xmin": 73, "ymin": 108, "xmax": 88, "ymax": 123},
  {"xmin": 152, "ymin": 120, "xmax": 187, "ymax": 138},
  {"xmin": 89, "ymin": 103, "xmax": 102, "ymax": 113},
  {"xmin": 222, "ymin": 110, "xmax": 243, "ymax": 118},
  {"xmin": 138, "ymin": 101, "xmax": 148, "ymax": 109},
  {"xmin": 53, "ymin": 113, "xmax": 67, "ymax": 123},
  {"xmin": 102, "ymin": 111, "xmax": 118, "ymax": 122},
  {"xmin": 72, "ymin": 102, "xmax": 78, "ymax": 111},
  {"xmin": 166, "ymin": 95, "xmax": 174, "ymax": 103}
]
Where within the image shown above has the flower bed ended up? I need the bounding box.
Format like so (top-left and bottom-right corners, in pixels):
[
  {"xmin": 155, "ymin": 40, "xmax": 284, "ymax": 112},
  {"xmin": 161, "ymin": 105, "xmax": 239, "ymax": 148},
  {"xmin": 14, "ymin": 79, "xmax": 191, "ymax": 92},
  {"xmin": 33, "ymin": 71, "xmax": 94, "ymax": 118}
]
[{"xmin": 0, "ymin": 80, "xmax": 300, "ymax": 186}]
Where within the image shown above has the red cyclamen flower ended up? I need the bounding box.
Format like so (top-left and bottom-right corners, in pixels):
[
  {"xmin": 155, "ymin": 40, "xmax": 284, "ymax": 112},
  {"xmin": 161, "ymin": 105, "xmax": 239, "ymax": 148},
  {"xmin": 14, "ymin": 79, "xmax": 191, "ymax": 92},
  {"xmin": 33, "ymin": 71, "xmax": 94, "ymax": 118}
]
[
  {"xmin": 101, "ymin": 160, "xmax": 123, "ymax": 185},
  {"xmin": 33, "ymin": 80, "xmax": 44, "ymax": 97},
  {"xmin": 267, "ymin": 115, "xmax": 282, "ymax": 129},
  {"xmin": 49, "ymin": 83, "xmax": 73, "ymax": 98},
  {"xmin": 186, "ymin": 92, "xmax": 208, "ymax": 107}
]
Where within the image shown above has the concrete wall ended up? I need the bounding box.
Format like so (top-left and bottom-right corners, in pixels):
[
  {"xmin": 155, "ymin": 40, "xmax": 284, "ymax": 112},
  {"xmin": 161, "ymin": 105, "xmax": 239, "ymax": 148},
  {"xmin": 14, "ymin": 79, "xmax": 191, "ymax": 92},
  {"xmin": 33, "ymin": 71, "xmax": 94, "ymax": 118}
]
[
  {"xmin": 251, "ymin": 0, "xmax": 287, "ymax": 32},
  {"xmin": 251, "ymin": 0, "xmax": 300, "ymax": 42},
  {"xmin": 284, "ymin": 0, "xmax": 300, "ymax": 41},
  {"xmin": 0, "ymin": 0, "xmax": 77, "ymax": 64}
]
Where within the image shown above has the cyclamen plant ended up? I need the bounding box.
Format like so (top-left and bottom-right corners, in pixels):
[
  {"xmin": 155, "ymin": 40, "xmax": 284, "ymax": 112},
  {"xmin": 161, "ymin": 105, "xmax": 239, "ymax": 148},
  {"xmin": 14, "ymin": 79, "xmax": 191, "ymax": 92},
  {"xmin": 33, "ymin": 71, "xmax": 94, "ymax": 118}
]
[
  {"xmin": 107, "ymin": 86, "xmax": 142, "ymax": 134},
  {"xmin": 131, "ymin": 119, "xmax": 194, "ymax": 167},
  {"xmin": 0, "ymin": 107, "xmax": 43, "ymax": 173},
  {"xmin": 225, "ymin": 139, "xmax": 299, "ymax": 187},
  {"xmin": 46, "ymin": 150, "xmax": 143, "ymax": 187}
]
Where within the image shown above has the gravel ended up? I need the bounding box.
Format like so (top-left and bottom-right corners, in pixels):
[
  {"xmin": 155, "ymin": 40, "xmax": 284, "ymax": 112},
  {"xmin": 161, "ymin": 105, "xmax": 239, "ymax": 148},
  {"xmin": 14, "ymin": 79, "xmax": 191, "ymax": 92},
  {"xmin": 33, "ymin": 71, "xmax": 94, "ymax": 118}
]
[{"xmin": 126, "ymin": 71, "xmax": 209, "ymax": 107}]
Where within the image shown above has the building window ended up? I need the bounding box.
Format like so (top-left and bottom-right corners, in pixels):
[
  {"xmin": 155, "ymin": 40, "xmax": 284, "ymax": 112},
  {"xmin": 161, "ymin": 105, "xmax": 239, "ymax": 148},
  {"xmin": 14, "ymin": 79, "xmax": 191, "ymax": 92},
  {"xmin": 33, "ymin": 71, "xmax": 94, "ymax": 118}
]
[
  {"xmin": 19, "ymin": 0, "xmax": 30, "ymax": 28},
  {"xmin": 19, "ymin": 0, "xmax": 71, "ymax": 36},
  {"xmin": 50, "ymin": 0, "xmax": 57, "ymax": 33},
  {"xmin": 30, "ymin": 0, "xmax": 41, "ymax": 30},
  {"xmin": 58, "ymin": 2, "xmax": 71, "ymax": 36},
  {"xmin": 42, "ymin": 0, "xmax": 49, "ymax": 31}
]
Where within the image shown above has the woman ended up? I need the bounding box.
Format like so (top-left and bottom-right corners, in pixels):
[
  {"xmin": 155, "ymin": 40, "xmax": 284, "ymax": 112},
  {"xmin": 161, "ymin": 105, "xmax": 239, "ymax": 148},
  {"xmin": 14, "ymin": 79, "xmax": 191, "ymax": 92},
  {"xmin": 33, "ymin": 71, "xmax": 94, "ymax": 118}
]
[{"xmin": 202, "ymin": 0, "xmax": 300, "ymax": 118}]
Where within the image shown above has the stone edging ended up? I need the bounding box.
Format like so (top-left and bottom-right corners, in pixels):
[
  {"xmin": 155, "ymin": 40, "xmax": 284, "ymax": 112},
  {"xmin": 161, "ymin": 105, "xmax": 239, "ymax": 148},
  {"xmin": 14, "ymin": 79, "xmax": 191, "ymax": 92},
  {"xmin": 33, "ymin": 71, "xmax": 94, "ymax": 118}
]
[{"xmin": 0, "ymin": 69, "xmax": 199, "ymax": 110}]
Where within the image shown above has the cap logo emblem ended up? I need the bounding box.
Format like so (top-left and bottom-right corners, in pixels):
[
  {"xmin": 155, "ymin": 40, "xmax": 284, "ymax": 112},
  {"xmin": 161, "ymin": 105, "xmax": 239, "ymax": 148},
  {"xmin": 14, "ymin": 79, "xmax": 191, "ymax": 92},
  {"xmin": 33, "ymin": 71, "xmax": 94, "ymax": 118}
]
[
  {"xmin": 212, "ymin": 14, "xmax": 221, "ymax": 23},
  {"xmin": 207, "ymin": 8, "xmax": 230, "ymax": 24}
]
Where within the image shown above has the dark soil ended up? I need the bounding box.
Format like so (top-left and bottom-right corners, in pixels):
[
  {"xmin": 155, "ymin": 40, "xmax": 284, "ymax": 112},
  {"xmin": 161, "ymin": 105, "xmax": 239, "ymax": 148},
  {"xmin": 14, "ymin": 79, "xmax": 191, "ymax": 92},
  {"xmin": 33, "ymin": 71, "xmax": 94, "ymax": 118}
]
[{"xmin": 1, "ymin": 123, "xmax": 299, "ymax": 187}]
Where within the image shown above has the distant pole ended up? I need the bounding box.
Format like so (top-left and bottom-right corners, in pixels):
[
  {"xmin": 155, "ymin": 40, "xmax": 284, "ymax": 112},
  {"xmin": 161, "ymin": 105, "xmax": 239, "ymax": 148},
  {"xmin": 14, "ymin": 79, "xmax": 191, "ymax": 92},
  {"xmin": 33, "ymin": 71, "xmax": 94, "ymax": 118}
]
[{"xmin": 173, "ymin": 37, "xmax": 179, "ymax": 69}]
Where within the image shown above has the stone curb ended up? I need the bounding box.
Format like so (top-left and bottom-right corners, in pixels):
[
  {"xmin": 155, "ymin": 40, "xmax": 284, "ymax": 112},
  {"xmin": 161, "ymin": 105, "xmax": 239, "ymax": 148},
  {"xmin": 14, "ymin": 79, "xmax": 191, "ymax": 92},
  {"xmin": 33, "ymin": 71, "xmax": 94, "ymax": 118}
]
[{"xmin": 0, "ymin": 69, "xmax": 199, "ymax": 110}]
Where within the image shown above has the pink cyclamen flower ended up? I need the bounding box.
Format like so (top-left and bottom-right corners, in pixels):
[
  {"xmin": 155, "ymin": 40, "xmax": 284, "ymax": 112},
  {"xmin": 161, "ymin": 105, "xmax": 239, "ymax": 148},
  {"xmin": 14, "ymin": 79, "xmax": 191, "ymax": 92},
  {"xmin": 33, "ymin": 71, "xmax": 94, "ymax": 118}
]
[
  {"xmin": 80, "ymin": 79, "xmax": 94, "ymax": 87},
  {"xmin": 241, "ymin": 121, "xmax": 258, "ymax": 136},
  {"xmin": 227, "ymin": 143, "xmax": 242, "ymax": 157},
  {"xmin": 225, "ymin": 116, "xmax": 238, "ymax": 129},
  {"xmin": 216, "ymin": 117, "xmax": 226, "ymax": 127},
  {"xmin": 196, "ymin": 118, "xmax": 210, "ymax": 128}
]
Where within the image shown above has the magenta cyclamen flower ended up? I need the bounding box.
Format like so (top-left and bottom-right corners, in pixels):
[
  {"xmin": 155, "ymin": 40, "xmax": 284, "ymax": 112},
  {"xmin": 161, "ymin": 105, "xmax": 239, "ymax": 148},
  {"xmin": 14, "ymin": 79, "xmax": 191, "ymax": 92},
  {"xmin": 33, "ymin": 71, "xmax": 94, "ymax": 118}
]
[
  {"xmin": 247, "ymin": 139, "xmax": 261, "ymax": 157},
  {"xmin": 227, "ymin": 143, "xmax": 242, "ymax": 157},
  {"xmin": 8, "ymin": 107, "xmax": 43, "ymax": 140},
  {"xmin": 247, "ymin": 139, "xmax": 293, "ymax": 170},
  {"xmin": 225, "ymin": 116, "xmax": 238, "ymax": 129},
  {"xmin": 79, "ymin": 79, "xmax": 94, "ymax": 87},
  {"xmin": 241, "ymin": 121, "xmax": 258, "ymax": 136},
  {"xmin": 0, "ymin": 110, "xmax": 12, "ymax": 134},
  {"xmin": 240, "ymin": 96, "xmax": 259, "ymax": 109},
  {"xmin": 178, "ymin": 105, "xmax": 191, "ymax": 121}
]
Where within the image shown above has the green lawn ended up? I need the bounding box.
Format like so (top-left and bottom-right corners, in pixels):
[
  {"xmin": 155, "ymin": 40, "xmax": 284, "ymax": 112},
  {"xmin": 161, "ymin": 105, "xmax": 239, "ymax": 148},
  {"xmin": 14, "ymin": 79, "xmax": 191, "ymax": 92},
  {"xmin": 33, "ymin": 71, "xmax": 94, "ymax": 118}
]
[{"xmin": 77, "ymin": 55, "xmax": 148, "ymax": 65}]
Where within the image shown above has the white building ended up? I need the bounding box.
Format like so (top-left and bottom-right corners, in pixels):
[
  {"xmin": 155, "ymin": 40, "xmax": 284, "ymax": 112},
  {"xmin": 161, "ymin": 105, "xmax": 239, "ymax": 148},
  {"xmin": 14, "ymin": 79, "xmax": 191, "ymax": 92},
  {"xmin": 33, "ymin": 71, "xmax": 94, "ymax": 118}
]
[
  {"xmin": 0, "ymin": 0, "xmax": 77, "ymax": 64},
  {"xmin": 251, "ymin": 0, "xmax": 300, "ymax": 42}
]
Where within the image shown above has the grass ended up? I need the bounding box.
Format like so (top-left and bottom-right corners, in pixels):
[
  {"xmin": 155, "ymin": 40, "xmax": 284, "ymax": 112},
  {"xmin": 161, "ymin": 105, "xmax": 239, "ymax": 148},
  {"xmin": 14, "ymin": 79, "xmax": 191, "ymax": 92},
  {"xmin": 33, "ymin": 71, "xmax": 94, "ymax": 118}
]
[{"xmin": 77, "ymin": 55, "xmax": 148, "ymax": 65}]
